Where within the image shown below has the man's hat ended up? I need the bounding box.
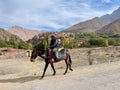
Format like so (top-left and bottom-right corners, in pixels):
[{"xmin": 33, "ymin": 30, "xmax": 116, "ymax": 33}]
[{"xmin": 51, "ymin": 34, "xmax": 56, "ymax": 38}]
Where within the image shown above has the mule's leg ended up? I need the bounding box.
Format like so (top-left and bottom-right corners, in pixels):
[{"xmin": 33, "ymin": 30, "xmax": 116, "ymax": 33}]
[
  {"xmin": 40, "ymin": 61, "xmax": 49, "ymax": 79},
  {"xmin": 68, "ymin": 64, "xmax": 73, "ymax": 71},
  {"xmin": 68, "ymin": 55, "xmax": 73, "ymax": 71},
  {"xmin": 50, "ymin": 63, "xmax": 56, "ymax": 76},
  {"xmin": 64, "ymin": 60, "xmax": 69, "ymax": 75}
]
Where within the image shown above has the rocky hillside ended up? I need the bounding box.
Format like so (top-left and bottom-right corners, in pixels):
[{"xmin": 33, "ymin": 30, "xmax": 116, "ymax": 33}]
[
  {"xmin": 0, "ymin": 28, "xmax": 22, "ymax": 42},
  {"xmin": 97, "ymin": 19, "xmax": 120, "ymax": 34},
  {"xmin": 64, "ymin": 17, "xmax": 110, "ymax": 33},
  {"xmin": 63, "ymin": 7, "xmax": 120, "ymax": 33},
  {"xmin": 8, "ymin": 26, "xmax": 42, "ymax": 41},
  {"xmin": 101, "ymin": 7, "xmax": 120, "ymax": 22}
]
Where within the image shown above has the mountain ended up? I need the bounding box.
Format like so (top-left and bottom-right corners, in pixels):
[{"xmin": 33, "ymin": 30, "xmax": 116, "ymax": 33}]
[
  {"xmin": 8, "ymin": 26, "xmax": 42, "ymax": 41},
  {"xmin": 101, "ymin": 7, "xmax": 120, "ymax": 22},
  {"xmin": 63, "ymin": 17, "xmax": 110, "ymax": 33},
  {"xmin": 63, "ymin": 7, "xmax": 120, "ymax": 33},
  {"xmin": 0, "ymin": 28, "xmax": 22, "ymax": 42},
  {"xmin": 97, "ymin": 19, "xmax": 120, "ymax": 34}
]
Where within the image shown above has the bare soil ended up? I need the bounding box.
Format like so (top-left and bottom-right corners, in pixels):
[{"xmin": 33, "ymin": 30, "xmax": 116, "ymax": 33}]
[{"xmin": 0, "ymin": 46, "xmax": 120, "ymax": 90}]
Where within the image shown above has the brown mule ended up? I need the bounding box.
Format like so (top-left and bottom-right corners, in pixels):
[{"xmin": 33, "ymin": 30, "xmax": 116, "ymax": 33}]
[{"xmin": 30, "ymin": 48, "xmax": 73, "ymax": 79}]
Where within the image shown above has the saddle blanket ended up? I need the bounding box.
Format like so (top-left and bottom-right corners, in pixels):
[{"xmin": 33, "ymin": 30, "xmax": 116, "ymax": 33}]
[{"xmin": 55, "ymin": 48, "xmax": 66, "ymax": 60}]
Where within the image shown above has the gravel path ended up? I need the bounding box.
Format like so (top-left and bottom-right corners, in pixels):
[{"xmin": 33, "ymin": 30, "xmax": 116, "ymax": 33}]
[{"xmin": 0, "ymin": 61, "xmax": 120, "ymax": 90}]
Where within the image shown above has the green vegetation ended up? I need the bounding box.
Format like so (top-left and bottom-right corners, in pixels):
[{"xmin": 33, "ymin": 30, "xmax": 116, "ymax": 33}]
[
  {"xmin": 34, "ymin": 33, "xmax": 120, "ymax": 49},
  {"xmin": 0, "ymin": 39, "xmax": 8, "ymax": 47},
  {"xmin": 0, "ymin": 28, "xmax": 31, "ymax": 49},
  {"xmin": 89, "ymin": 38, "xmax": 108, "ymax": 47},
  {"xmin": 87, "ymin": 49, "xmax": 93, "ymax": 65},
  {"xmin": 18, "ymin": 42, "xmax": 32, "ymax": 49},
  {"xmin": 34, "ymin": 36, "xmax": 74, "ymax": 49},
  {"xmin": 74, "ymin": 32, "xmax": 120, "ymax": 47},
  {"xmin": 60, "ymin": 37, "xmax": 74, "ymax": 49},
  {"xmin": 0, "ymin": 39, "xmax": 32, "ymax": 49},
  {"xmin": 34, "ymin": 37, "xmax": 50, "ymax": 49}
]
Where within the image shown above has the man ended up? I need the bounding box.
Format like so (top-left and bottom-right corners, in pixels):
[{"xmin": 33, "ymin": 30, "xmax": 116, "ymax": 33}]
[
  {"xmin": 49, "ymin": 34, "xmax": 58, "ymax": 49},
  {"xmin": 49, "ymin": 34, "xmax": 58, "ymax": 60}
]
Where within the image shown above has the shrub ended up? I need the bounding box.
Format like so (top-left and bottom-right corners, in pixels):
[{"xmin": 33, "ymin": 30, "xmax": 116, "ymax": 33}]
[
  {"xmin": 6, "ymin": 40, "xmax": 18, "ymax": 48},
  {"xmin": 108, "ymin": 38, "xmax": 120, "ymax": 46},
  {"xmin": 18, "ymin": 42, "xmax": 32, "ymax": 49},
  {"xmin": 0, "ymin": 40, "xmax": 8, "ymax": 47},
  {"xmin": 108, "ymin": 39, "xmax": 116, "ymax": 45},
  {"xmin": 34, "ymin": 37, "xmax": 50, "ymax": 49},
  {"xmin": 87, "ymin": 49, "xmax": 93, "ymax": 65},
  {"xmin": 60, "ymin": 37, "xmax": 74, "ymax": 49},
  {"xmin": 89, "ymin": 38, "xmax": 108, "ymax": 47}
]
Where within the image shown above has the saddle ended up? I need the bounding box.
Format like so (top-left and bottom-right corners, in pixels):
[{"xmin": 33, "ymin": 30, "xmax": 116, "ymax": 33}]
[{"xmin": 54, "ymin": 48, "xmax": 66, "ymax": 60}]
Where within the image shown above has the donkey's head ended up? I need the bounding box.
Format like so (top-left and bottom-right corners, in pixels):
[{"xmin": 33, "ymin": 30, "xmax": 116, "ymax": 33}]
[
  {"xmin": 30, "ymin": 48, "xmax": 38, "ymax": 62},
  {"xmin": 30, "ymin": 48, "xmax": 46, "ymax": 62}
]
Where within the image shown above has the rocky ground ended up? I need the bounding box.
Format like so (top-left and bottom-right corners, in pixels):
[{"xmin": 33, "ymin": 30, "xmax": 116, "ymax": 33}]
[{"xmin": 0, "ymin": 46, "xmax": 120, "ymax": 90}]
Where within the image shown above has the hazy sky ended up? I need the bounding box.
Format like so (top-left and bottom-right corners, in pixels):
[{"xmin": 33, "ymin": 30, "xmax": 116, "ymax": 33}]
[{"xmin": 0, "ymin": 0, "xmax": 119, "ymax": 31}]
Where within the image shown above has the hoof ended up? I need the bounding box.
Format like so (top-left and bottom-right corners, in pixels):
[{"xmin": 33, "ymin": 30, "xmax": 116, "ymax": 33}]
[
  {"xmin": 52, "ymin": 73, "xmax": 56, "ymax": 76},
  {"xmin": 40, "ymin": 76, "xmax": 44, "ymax": 80},
  {"xmin": 70, "ymin": 68, "xmax": 73, "ymax": 71},
  {"xmin": 63, "ymin": 73, "xmax": 66, "ymax": 75}
]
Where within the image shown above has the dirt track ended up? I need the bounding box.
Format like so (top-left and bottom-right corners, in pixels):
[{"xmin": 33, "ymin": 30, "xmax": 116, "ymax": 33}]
[
  {"xmin": 1, "ymin": 60, "xmax": 120, "ymax": 90},
  {"xmin": 0, "ymin": 46, "xmax": 120, "ymax": 90}
]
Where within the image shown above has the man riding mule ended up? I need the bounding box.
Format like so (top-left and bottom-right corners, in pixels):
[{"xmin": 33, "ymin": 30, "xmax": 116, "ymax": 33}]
[
  {"xmin": 48, "ymin": 34, "xmax": 67, "ymax": 62},
  {"xmin": 30, "ymin": 35, "xmax": 73, "ymax": 79},
  {"xmin": 49, "ymin": 34, "xmax": 58, "ymax": 61}
]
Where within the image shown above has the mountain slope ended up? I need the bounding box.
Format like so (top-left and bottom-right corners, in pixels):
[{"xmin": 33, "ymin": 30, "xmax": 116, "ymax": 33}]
[
  {"xmin": 97, "ymin": 19, "xmax": 120, "ymax": 34},
  {"xmin": 8, "ymin": 26, "xmax": 42, "ymax": 41},
  {"xmin": 63, "ymin": 7, "xmax": 120, "ymax": 33},
  {"xmin": 64, "ymin": 17, "xmax": 110, "ymax": 33},
  {"xmin": 101, "ymin": 7, "xmax": 120, "ymax": 22},
  {"xmin": 0, "ymin": 28, "xmax": 22, "ymax": 42}
]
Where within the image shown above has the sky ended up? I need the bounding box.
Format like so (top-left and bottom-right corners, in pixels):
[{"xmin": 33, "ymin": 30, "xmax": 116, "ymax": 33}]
[{"xmin": 0, "ymin": 0, "xmax": 120, "ymax": 31}]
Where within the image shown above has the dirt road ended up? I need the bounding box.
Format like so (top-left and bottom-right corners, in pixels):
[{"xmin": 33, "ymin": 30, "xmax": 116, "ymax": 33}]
[
  {"xmin": 0, "ymin": 46, "xmax": 120, "ymax": 90},
  {"xmin": 1, "ymin": 60, "xmax": 120, "ymax": 90}
]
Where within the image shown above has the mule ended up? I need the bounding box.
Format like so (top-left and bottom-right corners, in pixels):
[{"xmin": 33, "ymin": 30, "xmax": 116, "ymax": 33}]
[{"xmin": 30, "ymin": 48, "xmax": 73, "ymax": 79}]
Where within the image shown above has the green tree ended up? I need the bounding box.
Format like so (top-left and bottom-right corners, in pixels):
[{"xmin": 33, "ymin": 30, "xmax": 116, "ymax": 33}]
[
  {"xmin": 61, "ymin": 37, "xmax": 69, "ymax": 48},
  {"xmin": 89, "ymin": 38, "xmax": 108, "ymax": 47},
  {"xmin": 0, "ymin": 39, "xmax": 8, "ymax": 47},
  {"xmin": 35, "ymin": 37, "xmax": 50, "ymax": 49},
  {"xmin": 27, "ymin": 43, "xmax": 33, "ymax": 49},
  {"xmin": 108, "ymin": 38, "xmax": 116, "ymax": 45},
  {"xmin": 7, "ymin": 39, "xmax": 18, "ymax": 48},
  {"xmin": 104, "ymin": 39, "xmax": 109, "ymax": 47},
  {"xmin": 69, "ymin": 39, "xmax": 74, "ymax": 49},
  {"xmin": 18, "ymin": 42, "xmax": 30, "ymax": 49}
]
